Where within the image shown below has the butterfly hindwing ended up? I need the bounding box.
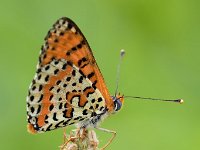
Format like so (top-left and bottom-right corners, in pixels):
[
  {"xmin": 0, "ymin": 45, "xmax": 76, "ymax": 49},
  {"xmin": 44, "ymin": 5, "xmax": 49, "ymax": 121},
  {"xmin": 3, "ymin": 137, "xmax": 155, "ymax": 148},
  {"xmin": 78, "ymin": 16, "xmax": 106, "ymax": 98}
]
[{"xmin": 27, "ymin": 17, "xmax": 113, "ymax": 133}]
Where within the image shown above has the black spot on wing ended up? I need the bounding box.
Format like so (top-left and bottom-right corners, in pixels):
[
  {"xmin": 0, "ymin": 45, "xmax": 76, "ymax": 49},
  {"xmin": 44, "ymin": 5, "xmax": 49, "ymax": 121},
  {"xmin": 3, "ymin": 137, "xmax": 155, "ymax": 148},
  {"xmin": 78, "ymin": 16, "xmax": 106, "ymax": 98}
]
[
  {"xmin": 46, "ymin": 124, "xmax": 53, "ymax": 131},
  {"xmin": 38, "ymin": 94, "xmax": 43, "ymax": 102},
  {"xmin": 87, "ymin": 72, "xmax": 95, "ymax": 79},
  {"xmin": 53, "ymin": 113, "xmax": 58, "ymax": 121},
  {"xmin": 55, "ymin": 120, "xmax": 64, "ymax": 128},
  {"xmin": 82, "ymin": 109, "xmax": 88, "ymax": 115}
]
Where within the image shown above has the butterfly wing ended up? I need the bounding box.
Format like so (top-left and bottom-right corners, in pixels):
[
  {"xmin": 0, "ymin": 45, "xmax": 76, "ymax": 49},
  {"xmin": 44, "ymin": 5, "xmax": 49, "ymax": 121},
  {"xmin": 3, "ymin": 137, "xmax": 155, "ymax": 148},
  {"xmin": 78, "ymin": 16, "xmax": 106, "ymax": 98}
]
[{"xmin": 27, "ymin": 17, "xmax": 114, "ymax": 133}]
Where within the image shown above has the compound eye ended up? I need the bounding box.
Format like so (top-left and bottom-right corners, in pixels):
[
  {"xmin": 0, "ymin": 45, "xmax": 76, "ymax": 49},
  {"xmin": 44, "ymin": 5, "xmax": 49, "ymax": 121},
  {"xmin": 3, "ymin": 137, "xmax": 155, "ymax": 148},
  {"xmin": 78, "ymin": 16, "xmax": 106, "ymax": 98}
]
[{"xmin": 114, "ymin": 99, "xmax": 122, "ymax": 111}]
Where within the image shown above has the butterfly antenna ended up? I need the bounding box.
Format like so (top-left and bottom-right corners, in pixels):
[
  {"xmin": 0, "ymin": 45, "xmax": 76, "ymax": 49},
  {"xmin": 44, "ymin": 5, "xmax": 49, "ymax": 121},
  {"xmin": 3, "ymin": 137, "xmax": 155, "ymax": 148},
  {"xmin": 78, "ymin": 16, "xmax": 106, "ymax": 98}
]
[
  {"xmin": 114, "ymin": 49, "xmax": 125, "ymax": 97},
  {"xmin": 124, "ymin": 96, "xmax": 184, "ymax": 104}
]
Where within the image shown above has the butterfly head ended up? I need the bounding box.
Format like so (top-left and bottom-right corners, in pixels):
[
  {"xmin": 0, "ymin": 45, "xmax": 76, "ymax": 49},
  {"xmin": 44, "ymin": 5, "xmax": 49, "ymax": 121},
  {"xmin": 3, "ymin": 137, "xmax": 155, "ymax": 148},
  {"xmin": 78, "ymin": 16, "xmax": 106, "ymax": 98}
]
[{"xmin": 112, "ymin": 93, "xmax": 124, "ymax": 112}]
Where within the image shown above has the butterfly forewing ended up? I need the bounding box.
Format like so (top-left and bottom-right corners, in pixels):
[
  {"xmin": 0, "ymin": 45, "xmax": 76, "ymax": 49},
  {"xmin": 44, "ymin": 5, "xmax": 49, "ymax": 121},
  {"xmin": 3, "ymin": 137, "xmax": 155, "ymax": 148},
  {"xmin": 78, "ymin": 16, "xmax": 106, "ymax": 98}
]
[{"xmin": 27, "ymin": 17, "xmax": 114, "ymax": 133}]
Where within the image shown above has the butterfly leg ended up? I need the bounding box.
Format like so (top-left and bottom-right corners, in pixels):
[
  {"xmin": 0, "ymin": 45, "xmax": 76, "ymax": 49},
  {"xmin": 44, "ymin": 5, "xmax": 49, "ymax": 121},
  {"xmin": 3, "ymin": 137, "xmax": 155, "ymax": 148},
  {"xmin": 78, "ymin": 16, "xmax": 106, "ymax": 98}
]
[
  {"xmin": 62, "ymin": 128, "xmax": 76, "ymax": 145},
  {"xmin": 63, "ymin": 128, "xmax": 67, "ymax": 143},
  {"xmin": 60, "ymin": 128, "xmax": 99, "ymax": 150},
  {"xmin": 95, "ymin": 127, "xmax": 116, "ymax": 150},
  {"xmin": 88, "ymin": 130, "xmax": 99, "ymax": 149}
]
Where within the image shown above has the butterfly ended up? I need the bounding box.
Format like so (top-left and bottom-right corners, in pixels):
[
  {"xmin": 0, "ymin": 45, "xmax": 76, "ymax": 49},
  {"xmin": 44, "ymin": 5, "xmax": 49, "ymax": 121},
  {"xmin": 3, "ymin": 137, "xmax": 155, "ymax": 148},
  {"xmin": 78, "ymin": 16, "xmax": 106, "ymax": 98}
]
[{"xmin": 26, "ymin": 17, "xmax": 124, "ymax": 148}]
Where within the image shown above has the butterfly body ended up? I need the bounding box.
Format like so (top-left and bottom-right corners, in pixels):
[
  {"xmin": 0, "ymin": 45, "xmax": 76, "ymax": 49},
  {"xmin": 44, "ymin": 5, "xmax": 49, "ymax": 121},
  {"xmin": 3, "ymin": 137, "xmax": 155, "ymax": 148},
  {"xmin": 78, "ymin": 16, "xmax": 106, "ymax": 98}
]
[{"xmin": 26, "ymin": 17, "xmax": 124, "ymax": 134}]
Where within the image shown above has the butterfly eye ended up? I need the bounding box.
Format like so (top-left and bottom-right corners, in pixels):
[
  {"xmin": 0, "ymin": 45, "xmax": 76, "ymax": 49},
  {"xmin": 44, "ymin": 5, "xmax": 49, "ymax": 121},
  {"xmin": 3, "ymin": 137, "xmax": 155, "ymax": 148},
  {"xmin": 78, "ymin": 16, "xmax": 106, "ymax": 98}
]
[{"xmin": 113, "ymin": 98, "xmax": 122, "ymax": 112}]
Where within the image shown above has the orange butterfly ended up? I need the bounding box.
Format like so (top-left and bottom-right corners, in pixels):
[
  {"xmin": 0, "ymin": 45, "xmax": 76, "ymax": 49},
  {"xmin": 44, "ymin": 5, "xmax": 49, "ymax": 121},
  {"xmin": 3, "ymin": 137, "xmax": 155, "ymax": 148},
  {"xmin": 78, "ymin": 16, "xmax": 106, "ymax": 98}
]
[{"xmin": 26, "ymin": 17, "xmax": 124, "ymax": 148}]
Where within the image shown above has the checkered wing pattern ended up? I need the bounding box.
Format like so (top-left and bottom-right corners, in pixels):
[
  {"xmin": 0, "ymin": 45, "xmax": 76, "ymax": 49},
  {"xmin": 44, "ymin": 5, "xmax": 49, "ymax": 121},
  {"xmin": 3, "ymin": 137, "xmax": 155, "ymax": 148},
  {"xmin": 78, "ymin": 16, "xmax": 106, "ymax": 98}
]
[{"xmin": 26, "ymin": 17, "xmax": 114, "ymax": 133}]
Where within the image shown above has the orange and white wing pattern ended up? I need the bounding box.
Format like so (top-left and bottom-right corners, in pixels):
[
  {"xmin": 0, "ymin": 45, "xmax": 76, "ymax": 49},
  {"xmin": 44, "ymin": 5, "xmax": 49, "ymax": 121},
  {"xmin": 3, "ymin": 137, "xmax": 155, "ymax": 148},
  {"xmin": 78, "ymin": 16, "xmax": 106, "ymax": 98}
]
[{"xmin": 26, "ymin": 17, "xmax": 114, "ymax": 133}]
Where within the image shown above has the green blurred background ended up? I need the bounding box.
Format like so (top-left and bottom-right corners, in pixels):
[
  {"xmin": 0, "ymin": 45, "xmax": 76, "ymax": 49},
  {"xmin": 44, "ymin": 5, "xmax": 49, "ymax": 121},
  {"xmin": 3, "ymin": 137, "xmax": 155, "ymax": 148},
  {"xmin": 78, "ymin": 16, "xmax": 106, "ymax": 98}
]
[{"xmin": 0, "ymin": 0, "xmax": 199, "ymax": 149}]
